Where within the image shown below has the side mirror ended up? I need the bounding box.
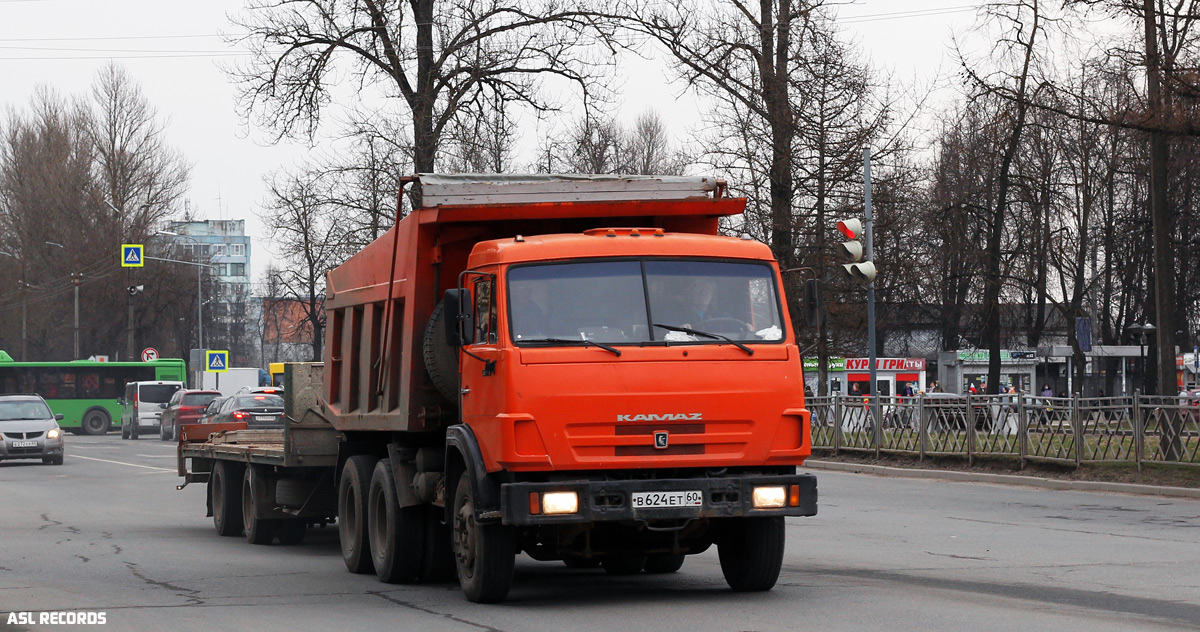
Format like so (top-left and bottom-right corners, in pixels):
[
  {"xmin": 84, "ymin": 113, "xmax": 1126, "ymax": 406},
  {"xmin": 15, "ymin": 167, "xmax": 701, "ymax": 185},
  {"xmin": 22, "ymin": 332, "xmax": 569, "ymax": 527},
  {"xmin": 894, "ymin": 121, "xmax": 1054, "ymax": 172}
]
[
  {"xmin": 55, "ymin": 414, "xmax": 64, "ymax": 421},
  {"xmin": 443, "ymin": 289, "xmax": 473, "ymax": 347},
  {"xmin": 160, "ymin": 402, "xmax": 169, "ymax": 410},
  {"xmin": 803, "ymin": 278, "xmax": 824, "ymax": 328},
  {"xmin": 117, "ymin": 397, "xmax": 125, "ymax": 405}
]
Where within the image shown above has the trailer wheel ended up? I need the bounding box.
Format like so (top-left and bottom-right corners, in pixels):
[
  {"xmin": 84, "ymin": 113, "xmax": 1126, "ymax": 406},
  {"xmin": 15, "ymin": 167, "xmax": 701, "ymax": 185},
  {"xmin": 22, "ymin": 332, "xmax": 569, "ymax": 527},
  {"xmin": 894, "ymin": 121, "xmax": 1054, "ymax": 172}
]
[
  {"xmin": 452, "ymin": 474, "xmax": 515, "ymax": 603},
  {"xmin": 81, "ymin": 409, "xmax": 110, "ymax": 435},
  {"xmin": 421, "ymin": 505, "xmax": 457, "ymax": 582},
  {"xmin": 277, "ymin": 520, "xmax": 307, "ymax": 545},
  {"xmin": 243, "ymin": 465, "xmax": 279, "ymax": 545},
  {"xmin": 368, "ymin": 459, "xmax": 424, "ymax": 583},
  {"xmin": 338, "ymin": 455, "xmax": 377, "ymax": 574},
  {"xmin": 211, "ymin": 461, "xmax": 245, "ymax": 537},
  {"xmin": 423, "ymin": 300, "xmax": 460, "ymax": 403},
  {"xmin": 718, "ymin": 517, "xmax": 785, "ymax": 591},
  {"xmin": 643, "ymin": 554, "xmax": 686, "ymax": 574},
  {"xmin": 602, "ymin": 555, "xmax": 647, "ymax": 575}
]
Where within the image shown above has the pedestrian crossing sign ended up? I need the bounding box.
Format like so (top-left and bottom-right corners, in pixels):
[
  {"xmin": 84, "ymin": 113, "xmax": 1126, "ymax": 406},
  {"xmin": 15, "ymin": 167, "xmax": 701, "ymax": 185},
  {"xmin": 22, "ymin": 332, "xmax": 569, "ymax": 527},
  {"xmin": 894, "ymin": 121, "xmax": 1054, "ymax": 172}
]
[
  {"xmin": 205, "ymin": 350, "xmax": 229, "ymax": 372},
  {"xmin": 121, "ymin": 244, "xmax": 144, "ymax": 267}
]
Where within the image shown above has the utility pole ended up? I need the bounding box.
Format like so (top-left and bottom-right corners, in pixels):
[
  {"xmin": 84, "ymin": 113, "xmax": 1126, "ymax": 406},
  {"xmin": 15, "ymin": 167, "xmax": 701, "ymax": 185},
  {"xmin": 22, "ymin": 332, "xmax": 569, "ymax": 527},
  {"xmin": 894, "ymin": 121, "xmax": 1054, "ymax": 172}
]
[{"xmin": 863, "ymin": 148, "xmax": 879, "ymax": 433}]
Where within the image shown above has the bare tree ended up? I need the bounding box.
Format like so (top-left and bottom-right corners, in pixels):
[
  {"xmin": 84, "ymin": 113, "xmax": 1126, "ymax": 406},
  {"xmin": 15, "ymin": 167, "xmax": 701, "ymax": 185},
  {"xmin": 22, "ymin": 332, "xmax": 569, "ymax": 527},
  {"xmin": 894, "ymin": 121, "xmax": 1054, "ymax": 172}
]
[
  {"xmin": 261, "ymin": 167, "xmax": 354, "ymax": 361},
  {"xmin": 230, "ymin": 0, "xmax": 621, "ymax": 174}
]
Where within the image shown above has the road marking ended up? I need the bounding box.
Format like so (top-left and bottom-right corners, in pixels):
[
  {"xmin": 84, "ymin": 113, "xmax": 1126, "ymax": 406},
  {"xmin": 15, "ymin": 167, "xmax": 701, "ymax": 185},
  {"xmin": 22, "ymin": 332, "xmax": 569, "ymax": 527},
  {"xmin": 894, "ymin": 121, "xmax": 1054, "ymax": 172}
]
[{"xmin": 70, "ymin": 455, "xmax": 175, "ymax": 472}]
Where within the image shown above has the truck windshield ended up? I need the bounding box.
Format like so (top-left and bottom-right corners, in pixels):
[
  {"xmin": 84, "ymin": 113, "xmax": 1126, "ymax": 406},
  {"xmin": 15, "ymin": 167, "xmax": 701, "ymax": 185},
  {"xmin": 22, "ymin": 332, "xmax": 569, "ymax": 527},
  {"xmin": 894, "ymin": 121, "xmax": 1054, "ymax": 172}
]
[{"xmin": 508, "ymin": 259, "xmax": 783, "ymax": 345}]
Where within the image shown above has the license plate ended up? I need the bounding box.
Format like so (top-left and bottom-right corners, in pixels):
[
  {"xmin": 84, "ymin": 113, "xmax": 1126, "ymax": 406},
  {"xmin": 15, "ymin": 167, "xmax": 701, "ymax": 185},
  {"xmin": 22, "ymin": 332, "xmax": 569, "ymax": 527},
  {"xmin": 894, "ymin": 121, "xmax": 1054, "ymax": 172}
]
[
  {"xmin": 11, "ymin": 440, "xmax": 37, "ymax": 448},
  {"xmin": 255, "ymin": 415, "xmax": 275, "ymax": 422},
  {"xmin": 631, "ymin": 490, "xmax": 703, "ymax": 509}
]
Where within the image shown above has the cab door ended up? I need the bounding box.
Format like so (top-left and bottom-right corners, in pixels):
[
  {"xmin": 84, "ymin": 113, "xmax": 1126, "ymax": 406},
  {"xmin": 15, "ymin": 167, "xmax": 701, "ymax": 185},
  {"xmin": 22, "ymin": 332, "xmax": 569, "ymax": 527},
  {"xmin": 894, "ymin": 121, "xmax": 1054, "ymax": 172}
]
[{"xmin": 459, "ymin": 272, "xmax": 502, "ymax": 422}]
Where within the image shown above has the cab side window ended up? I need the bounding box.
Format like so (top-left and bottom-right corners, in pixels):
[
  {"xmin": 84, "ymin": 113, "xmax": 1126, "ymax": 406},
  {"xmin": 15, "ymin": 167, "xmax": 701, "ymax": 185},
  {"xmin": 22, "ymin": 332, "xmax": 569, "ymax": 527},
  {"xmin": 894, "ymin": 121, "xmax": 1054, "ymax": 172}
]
[{"xmin": 473, "ymin": 277, "xmax": 496, "ymax": 345}]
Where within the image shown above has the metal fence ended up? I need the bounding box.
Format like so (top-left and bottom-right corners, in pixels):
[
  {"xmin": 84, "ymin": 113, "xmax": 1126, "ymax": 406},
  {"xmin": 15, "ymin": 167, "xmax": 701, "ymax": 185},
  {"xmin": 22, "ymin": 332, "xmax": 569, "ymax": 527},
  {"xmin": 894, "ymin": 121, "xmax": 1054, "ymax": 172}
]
[{"xmin": 808, "ymin": 394, "xmax": 1200, "ymax": 468}]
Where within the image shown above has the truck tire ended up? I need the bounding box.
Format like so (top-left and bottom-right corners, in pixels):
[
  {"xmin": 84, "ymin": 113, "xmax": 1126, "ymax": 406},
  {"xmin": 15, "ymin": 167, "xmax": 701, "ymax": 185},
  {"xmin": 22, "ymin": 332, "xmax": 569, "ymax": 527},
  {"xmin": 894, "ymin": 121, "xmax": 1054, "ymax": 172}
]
[
  {"xmin": 421, "ymin": 506, "xmax": 457, "ymax": 582},
  {"xmin": 643, "ymin": 554, "xmax": 685, "ymax": 574},
  {"xmin": 212, "ymin": 461, "xmax": 245, "ymax": 537},
  {"xmin": 718, "ymin": 517, "xmax": 785, "ymax": 591},
  {"xmin": 130, "ymin": 420, "xmax": 140, "ymax": 440},
  {"xmin": 602, "ymin": 556, "xmax": 647, "ymax": 575},
  {"xmin": 368, "ymin": 459, "xmax": 424, "ymax": 583},
  {"xmin": 81, "ymin": 409, "xmax": 110, "ymax": 435},
  {"xmin": 423, "ymin": 300, "xmax": 460, "ymax": 403},
  {"xmin": 243, "ymin": 465, "xmax": 279, "ymax": 545},
  {"xmin": 277, "ymin": 519, "xmax": 307, "ymax": 545},
  {"xmin": 452, "ymin": 474, "xmax": 515, "ymax": 603},
  {"xmin": 121, "ymin": 421, "xmax": 130, "ymax": 440},
  {"xmin": 338, "ymin": 455, "xmax": 377, "ymax": 574}
]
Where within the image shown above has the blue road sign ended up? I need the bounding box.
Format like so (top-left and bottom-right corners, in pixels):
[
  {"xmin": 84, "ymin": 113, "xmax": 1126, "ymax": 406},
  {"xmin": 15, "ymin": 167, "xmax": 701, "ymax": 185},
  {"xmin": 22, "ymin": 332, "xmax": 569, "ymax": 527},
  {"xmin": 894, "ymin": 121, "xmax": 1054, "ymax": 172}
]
[
  {"xmin": 121, "ymin": 244, "xmax": 144, "ymax": 268},
  {"xmin": 205, "ymin": 350, "xmax": 229, "ymax": 372}
]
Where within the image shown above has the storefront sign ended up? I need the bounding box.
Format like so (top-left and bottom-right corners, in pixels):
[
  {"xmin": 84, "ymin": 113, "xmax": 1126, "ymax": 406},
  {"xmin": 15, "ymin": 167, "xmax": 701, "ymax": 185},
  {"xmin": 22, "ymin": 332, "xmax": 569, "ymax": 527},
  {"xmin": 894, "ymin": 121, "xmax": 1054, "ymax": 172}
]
[{"xmin": 844, "ymin": 357, "xmax": 925, "ymax": 371}]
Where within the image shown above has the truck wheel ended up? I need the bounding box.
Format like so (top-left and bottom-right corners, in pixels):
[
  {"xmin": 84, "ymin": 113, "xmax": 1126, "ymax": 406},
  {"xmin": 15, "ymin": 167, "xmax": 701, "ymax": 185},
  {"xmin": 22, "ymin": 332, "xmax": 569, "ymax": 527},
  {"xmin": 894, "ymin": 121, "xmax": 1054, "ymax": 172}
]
[
  {"xmin": 718, "ymin": 517, "xmax": 785, "ymax": 591},
  {"xmin": 277, "ymin": 520, "xmax": 307, "ymax": 545},
  {"xmin": 338, "ymin": 455, "xmax": 377, "ymax": 574},
  {"xmin": 368, "ymin": 459, "xmax": 424, "ymax": 583},
  {"xmin": 423, "ymin": 300, "xmax": 460, "ymax": 403},
  {"xmin": 243, "ymin": 466, "xmax": 279, "ymax": 545},
  {"xmin": 421, "ymin": 506, "xmax": 457, "ymax": 582},
  {"xmin": 452, "ymin": 474, "xmax": 515, "ymax": 603},
  {"xmin": 130, "ymin": 420, "xmax": 140, "ymax": 440},
  {"xmin": 643, "ymin": 554, "xmax": 685, "ymax": 574},
  {"xmin": 81, "ymin": 410, "xmax": 110, "ymax": 435},
  {"xmin": 211, "ymin": 461, "xmax": 245, "ymax": 537},
  {"xmin": 602, "ymin": 556, "xmax": 647, "ymax": 575},
  {"xmin": 121, "ymin": 422, "xmax": 130, "ymax": 440}
]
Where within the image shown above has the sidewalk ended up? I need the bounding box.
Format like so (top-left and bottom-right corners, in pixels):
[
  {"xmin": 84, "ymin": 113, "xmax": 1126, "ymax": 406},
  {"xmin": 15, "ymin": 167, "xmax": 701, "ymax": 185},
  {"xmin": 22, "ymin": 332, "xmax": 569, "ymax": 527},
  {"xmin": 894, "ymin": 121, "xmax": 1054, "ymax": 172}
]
[{"xmin": 804, "ymin": 459, "xmax": 1200, "ymax": 500}]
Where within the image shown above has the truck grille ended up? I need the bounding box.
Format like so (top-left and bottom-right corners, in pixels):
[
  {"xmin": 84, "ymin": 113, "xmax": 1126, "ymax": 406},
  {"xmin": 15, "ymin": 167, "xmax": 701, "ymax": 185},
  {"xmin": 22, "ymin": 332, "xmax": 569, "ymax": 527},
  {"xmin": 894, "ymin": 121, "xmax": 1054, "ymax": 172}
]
[{"xmin": 565, "ymin": 421, "xmax": 753, "ymax": 460}]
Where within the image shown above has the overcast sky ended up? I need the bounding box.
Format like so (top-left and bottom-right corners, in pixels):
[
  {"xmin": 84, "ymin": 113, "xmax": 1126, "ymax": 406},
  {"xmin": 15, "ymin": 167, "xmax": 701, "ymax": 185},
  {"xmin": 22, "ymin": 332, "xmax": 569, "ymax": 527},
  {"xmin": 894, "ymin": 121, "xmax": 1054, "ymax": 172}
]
[{"xmin": 0, "ymin": 1, "xmax": 978, "ymax": 285}]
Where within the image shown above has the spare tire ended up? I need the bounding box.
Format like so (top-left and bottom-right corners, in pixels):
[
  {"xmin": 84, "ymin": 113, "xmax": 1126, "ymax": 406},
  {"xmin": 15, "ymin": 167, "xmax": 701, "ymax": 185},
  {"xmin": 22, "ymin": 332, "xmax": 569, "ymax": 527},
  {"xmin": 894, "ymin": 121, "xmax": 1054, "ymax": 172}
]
[{"xmin": 423, "ymin": 300, "xmax": 460, "ymax": 403}]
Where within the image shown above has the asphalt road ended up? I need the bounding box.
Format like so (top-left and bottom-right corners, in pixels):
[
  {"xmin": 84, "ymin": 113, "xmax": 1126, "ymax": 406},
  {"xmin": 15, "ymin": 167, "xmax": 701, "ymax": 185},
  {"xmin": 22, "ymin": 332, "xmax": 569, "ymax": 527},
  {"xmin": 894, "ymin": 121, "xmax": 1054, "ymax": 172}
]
[{"xmin": 3, "ymin": 433, "xmax": 1199, "ymax": 631}]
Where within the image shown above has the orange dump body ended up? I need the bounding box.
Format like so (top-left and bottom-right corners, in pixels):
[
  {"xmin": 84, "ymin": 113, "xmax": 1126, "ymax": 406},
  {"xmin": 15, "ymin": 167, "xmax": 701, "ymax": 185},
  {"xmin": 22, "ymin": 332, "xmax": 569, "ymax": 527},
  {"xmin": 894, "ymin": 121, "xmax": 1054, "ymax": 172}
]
[{"xmin": 322, "ymin": 190, "xmax": 810, "ymax": 474}]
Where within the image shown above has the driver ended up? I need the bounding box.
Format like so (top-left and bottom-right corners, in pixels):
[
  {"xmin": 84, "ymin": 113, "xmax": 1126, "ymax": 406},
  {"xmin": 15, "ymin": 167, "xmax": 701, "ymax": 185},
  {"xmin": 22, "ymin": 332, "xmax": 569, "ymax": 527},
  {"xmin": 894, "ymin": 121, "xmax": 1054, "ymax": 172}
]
[{"xmin": 683, "ymin": 277, "xmax": 717, "ymax": 328}]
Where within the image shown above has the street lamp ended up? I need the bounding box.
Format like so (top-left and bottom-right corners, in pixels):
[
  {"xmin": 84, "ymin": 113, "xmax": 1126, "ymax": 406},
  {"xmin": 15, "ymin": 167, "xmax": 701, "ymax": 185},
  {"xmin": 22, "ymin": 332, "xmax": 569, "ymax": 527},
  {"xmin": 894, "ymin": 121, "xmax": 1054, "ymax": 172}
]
[
  {"xmin": 0, "ymin": 250, "xmax": 27, "ymax": 361},
  {"xmin": 44, "ymin": 241, "xmax": 81, "ymax": 360},
  {"xmin": 154, "ymin": 231, "xmax": 217, "ymax": 386},
  {"xmin": 1130, "ymin": 322, "xmax": 1156, "ymax": 395}
]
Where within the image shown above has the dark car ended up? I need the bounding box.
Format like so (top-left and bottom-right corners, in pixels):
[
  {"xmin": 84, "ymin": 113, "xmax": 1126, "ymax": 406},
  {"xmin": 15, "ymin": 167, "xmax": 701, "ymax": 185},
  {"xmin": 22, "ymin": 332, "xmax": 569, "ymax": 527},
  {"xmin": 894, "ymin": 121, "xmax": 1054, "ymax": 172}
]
[
  {"xmin": 197, "ymin": 396, "xmax": 228, "ymax": 424},
  {"xmin": 0, "ymin": 394, "xmax": 65, "ymax": 465},
  {"xmin": 208, "ymin": 393, "xmax": 286, "ymax": 429},
  {"xmin": 160, "ymin": 389, "xmax": 222, "ymax": 441}
]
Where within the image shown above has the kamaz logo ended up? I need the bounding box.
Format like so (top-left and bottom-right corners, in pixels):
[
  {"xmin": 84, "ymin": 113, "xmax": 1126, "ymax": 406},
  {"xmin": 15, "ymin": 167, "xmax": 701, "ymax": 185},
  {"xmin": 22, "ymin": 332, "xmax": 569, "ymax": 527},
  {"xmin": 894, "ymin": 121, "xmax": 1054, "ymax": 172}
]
[{"xmin": 616, "ymin": 413, "xmax": 703, "ymax": 422}]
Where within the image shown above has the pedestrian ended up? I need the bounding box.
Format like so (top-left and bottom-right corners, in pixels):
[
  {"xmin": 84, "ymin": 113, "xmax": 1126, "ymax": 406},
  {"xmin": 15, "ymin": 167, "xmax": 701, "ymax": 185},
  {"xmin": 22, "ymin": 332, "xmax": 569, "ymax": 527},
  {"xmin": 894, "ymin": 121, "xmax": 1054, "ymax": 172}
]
[{"xmin": 1040, "ymin": 384, "xmax": 1053, "ymax": 397}]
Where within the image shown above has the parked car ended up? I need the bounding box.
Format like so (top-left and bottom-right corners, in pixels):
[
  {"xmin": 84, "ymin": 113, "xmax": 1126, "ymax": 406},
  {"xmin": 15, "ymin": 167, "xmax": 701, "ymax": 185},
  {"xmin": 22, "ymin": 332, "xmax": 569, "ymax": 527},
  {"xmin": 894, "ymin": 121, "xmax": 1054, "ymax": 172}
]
[
  {"xmin": 160, "ymin": 389, "xmax": 222, "ymax": 441},
  {"xmin": 206, "ymin": 393, "xmax": 286, "ymax": 429},
  {"xmin": 0, "ymin": 393, "xmax": 65, "ymax": 465},
  {"xmin": 1180, "ymin": 390, "xmax": 1200, "ymax": 422},
  {"xmin": 120, "ymin": 381, "xmax": 184, "ymax": 440},
  {"xmin": 238, "ymin": 386, "xmax": 284, "ymax": 395}
]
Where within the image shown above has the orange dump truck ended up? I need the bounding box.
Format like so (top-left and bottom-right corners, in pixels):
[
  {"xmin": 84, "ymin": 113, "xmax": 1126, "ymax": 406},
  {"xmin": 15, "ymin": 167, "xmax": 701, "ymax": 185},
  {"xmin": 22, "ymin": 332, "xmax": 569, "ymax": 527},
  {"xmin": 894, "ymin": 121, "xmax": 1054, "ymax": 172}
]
[{"xmin": 178, "ymin": 174, "xmax": 817, "ymax": 603}]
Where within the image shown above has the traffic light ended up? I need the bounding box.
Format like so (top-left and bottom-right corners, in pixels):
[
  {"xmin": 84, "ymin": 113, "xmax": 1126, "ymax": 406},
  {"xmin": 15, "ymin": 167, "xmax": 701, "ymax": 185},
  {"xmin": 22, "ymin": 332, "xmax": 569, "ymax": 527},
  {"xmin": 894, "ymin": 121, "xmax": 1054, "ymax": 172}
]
[{"xmin": 835, "ymin": 218, "xmax": 876, "ymax": 284}]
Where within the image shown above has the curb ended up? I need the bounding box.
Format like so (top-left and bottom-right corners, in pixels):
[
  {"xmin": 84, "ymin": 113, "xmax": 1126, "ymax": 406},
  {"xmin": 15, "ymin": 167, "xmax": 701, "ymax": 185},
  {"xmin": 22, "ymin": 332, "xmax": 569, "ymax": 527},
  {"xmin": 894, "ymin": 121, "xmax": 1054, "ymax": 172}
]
[{"xmin": 803, "ymin": 459, "xmax": 1200, "ymax": 500}]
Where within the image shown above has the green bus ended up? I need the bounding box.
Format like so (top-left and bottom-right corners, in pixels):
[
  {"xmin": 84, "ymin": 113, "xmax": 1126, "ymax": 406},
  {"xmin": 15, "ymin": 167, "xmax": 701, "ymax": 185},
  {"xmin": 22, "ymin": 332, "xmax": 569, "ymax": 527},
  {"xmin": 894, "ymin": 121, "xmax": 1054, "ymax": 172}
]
[{"xmin": 0, "ymin": 350, "xmax": 187, "ymax": 435}]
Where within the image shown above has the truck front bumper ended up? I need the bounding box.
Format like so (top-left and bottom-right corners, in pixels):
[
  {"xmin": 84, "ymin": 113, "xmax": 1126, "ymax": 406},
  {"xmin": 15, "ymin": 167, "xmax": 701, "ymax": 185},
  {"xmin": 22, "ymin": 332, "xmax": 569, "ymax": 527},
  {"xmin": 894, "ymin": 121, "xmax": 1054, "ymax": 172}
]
[{"xmin": 499, "ymin": 473, "xmax": 817, "ymax": 526}]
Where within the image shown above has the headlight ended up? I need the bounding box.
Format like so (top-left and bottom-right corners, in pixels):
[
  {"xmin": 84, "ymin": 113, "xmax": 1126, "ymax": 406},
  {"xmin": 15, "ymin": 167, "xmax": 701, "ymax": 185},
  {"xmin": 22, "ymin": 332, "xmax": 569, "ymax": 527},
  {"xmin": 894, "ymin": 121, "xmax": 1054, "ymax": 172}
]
[
  {"xmin": 47, "ymin": 428, "xmax": 61, "ymax": 440},
  {"xmin": 541, "ymin": 491, "xmax": 579, "ymax": 515},
  {"xmin": 752, "ymin": 486, "xmax": 786, "ymax": 509}
]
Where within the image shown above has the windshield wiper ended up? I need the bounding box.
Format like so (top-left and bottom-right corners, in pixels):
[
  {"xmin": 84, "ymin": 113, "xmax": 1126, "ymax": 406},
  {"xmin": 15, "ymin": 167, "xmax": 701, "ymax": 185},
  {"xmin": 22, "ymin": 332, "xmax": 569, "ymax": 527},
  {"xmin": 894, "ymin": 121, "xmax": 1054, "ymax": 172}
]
[
  {"xmin": 652, "ymin": 324, "xmax": 754, "ymax": 356},
  {"xmin": 519, "ymin": 337, "xmax": 622, "ymax": 356}
]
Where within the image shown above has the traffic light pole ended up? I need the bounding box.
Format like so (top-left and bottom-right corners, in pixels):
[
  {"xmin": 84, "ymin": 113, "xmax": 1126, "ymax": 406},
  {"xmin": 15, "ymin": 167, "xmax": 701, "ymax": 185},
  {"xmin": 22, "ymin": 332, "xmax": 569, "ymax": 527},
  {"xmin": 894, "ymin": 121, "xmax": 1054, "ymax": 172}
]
[{"xmin": 863, "ymin": 148, "xmax": 880, "ymax": 441}]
